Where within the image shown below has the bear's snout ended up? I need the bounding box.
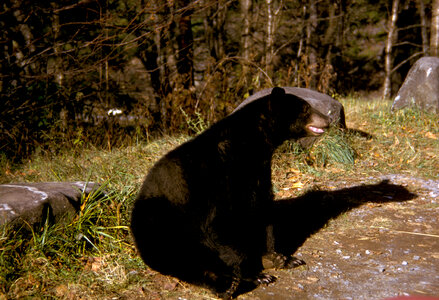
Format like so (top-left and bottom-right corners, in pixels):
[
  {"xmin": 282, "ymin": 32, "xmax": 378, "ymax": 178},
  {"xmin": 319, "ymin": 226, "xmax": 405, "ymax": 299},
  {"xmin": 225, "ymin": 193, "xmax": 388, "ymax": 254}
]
[{"xmin": 306, "ymin": 108, "xmax": 330, "ymax": 136}]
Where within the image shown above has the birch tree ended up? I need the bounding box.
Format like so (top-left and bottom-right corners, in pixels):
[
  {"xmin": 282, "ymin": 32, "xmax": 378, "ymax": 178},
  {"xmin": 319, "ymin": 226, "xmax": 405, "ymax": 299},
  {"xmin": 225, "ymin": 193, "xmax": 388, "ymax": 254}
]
[
  {"xmin": 418, "ymin": 0, "xmax": 429, "ymax": 54},
  {"xmin": 305, "ymin": 0, "xmax": 318, "ymax": 88},
  {"xmin": 266, "ymin": 0, "xmax": 275, "ymax": 78},
  {"xmin": 431, "ymin": 0, "xmax": 439, "ymax": 56},
  {"xmin": 240, "ymin": 0, "xmax": 252, "ymax": 83},
  {"xmin": 383, "ymin": 0, "xmax": 399, "ymax": 100}
]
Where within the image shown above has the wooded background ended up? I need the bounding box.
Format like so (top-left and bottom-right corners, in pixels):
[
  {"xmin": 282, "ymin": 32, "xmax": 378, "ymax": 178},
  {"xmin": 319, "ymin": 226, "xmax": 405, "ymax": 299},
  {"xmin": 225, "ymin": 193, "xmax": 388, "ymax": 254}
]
[{"xmin": 1, "ymin": 0, "xmax": 438, "ymax": 161}]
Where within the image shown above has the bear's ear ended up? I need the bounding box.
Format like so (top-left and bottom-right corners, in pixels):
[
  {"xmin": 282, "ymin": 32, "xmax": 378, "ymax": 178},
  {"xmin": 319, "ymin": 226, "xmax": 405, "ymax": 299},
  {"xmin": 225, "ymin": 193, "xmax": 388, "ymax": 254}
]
[
  {"xmin": 271, "ymin": 87, "xmax": 285, "ymax": 98},
  {"xmin": 269, "ymin": 87, "xmax": 304, "ymax": 115}
]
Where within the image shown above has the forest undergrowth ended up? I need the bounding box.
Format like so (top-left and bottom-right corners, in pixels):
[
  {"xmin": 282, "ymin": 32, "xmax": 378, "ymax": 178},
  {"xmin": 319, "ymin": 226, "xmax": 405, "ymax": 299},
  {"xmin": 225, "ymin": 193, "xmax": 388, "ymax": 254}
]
[{"xmin": 0, "ymin": 96, "xmax": 438, "ymax": 299}]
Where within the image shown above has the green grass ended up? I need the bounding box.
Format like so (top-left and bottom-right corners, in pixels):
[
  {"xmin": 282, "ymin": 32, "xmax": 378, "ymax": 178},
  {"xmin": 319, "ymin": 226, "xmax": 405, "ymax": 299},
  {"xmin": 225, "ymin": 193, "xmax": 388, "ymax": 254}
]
[{"xmin": 0, "ymin": 97, "xmax": 438, "ymax": 298}]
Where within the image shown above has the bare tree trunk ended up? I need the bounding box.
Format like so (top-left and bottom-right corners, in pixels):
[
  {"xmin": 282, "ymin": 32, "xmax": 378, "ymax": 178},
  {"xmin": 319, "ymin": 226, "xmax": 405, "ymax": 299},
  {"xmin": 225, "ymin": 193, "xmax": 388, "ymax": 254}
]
[
  {"xmin": 305, "ymin": 0, "xmax": 318, "ymax": 89},
  {"xmin": 216, "ymin": 2, "xmax": 227, "ymax": 60},
  {"xmin": 241, "ymin": 0, "xmax": 252, "ymax": 78},
  {"xmin": 294, "ymin": 4, "xmax": 307, "ymax": 87},
  {"xmin": 418, "ymin": 0, "xmax": 429, "ymax": 54},
  {"xmin": 97, "ymin": 2, "xmax": 110, "ymax": 106},
  {"xmin": 158, "ymin": 7, "xmax": 175, "ymax": 96},
  {"xmin": 383, "ymin": 0, "xmax": 399, "ymax": 100},
  {"xmin": 204, "ymin": 1, "xmax": 226, "ymax": 60},
  {"xmin": 266, "ymin": 0, "xmax": 274, "ymax": 79},
  {"xmin": 323, "ymin": 2, "xmax": 337, "ymax": 47},
  {"xmin": 13, "ymin": 9, "xmax": 35, "ymax": 75},
  {"xmin": 176, "ymin": 0, "xmax": 194, "ymax": 89},
  {"xmin": 337, "ymin": 0, "xmax": 346, "ymax": 52},
  {"xmin": 51, "ymin": 5, "xmax": 63, "ymax": 87},
  {"xmin": 319, "ymin": 1, "xmax": 338, "ymax": 93},
  {"xmin": 104, "ymin": 5, "xmax": 110, "ymax": 106},
  {"xmin": 431, "ymin": 0, "xmax": 439, "ymax": 56},
  {"xmin": 137, "ymin": 0, "xmax": 175, "ymax": 132}
]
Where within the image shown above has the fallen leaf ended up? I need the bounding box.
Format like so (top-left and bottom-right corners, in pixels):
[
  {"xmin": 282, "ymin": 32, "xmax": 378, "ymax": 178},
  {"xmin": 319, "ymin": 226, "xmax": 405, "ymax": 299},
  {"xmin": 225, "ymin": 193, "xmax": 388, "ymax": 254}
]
[
  {"xmin": 287, "ymin": 168, "xmax": 300, "ymax": 174},
  {"xmin": 306, "ymin": 276, "xmax": 320, "ymax": 283},
  {"xmin": 425, "ymin": 132, "xmax": 437, "ymax": 139},
  {"xmin": 291, "ymin": 182, "xmax": 305, "ymax": 189}
]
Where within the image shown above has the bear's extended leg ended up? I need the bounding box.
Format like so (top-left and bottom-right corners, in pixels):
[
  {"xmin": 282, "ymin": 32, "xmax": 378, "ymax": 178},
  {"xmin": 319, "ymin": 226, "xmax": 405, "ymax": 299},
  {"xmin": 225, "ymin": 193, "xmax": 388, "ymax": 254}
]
[{"xmin": 264, "ymin": 224, "xmax": 306, "ymax": 269}]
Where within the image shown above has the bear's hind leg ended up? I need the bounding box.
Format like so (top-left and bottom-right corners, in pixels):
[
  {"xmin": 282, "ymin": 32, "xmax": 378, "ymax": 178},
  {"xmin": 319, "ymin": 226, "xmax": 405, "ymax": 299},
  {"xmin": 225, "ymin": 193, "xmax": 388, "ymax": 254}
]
[{"xmin": 131, "ymin": 197, "xmax": 205, "ymax": 278}]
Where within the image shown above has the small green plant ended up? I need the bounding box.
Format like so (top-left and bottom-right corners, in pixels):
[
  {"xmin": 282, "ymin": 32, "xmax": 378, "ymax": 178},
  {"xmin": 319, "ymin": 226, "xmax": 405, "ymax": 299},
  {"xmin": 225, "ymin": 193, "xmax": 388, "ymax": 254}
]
[{"xmin": 180, "ymin": 108, "xmax": 210, "ymax": 135}]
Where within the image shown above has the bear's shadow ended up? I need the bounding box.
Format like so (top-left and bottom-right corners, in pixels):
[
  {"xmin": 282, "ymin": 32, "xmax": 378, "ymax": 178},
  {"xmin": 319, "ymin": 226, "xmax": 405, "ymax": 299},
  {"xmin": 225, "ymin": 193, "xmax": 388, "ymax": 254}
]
[{"xmin": 272, "ymin": 179, "xmax": 416, "ymax": 265}]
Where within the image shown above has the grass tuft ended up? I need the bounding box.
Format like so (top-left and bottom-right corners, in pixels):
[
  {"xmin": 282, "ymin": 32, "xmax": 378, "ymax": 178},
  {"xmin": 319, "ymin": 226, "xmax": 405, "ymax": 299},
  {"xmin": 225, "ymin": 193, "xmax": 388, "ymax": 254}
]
[{"xmin": 310, "ymin": 127, "xmax": 357, "ymax": 166}]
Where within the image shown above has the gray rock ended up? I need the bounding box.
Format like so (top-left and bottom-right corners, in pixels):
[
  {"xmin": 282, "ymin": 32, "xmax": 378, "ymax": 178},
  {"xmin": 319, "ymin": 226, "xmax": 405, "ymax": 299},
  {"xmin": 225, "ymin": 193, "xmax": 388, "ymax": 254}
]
[
  {"xmin": 392, "ymin": 56, "xmax": 439, "ymax": 113},
  {"xmin": 0, "ymin": 182, "xmax": 102, "ymax": 228},
  {"xmin": 234, "ymin": 87, "xmax": 346, "ymax": 147}
]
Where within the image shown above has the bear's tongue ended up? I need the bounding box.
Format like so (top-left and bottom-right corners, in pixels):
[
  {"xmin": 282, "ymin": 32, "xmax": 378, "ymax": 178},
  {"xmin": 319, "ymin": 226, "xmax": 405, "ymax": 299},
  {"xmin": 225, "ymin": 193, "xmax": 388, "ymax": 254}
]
[{"xmin": 308, "ymin": 126, "xmax": 325, "ymax": 134}]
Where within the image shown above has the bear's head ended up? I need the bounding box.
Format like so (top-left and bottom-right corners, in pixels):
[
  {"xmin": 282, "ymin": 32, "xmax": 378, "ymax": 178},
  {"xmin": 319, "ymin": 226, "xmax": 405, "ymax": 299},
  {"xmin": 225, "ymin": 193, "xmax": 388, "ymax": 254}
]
[{"xmin": 270, "ymin": 87, "xmax": 330, "ymax": 141}]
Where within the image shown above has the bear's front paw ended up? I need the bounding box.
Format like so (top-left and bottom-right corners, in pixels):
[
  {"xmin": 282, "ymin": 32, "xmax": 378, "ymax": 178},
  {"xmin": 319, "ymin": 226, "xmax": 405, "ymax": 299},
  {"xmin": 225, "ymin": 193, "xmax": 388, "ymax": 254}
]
[
  {"xmin": 263, "ymin": 253, "xmax": 306, "ymax": 269},
  {"xmin": 284, "ymin": 256, "xmax": 306, "ymax": 269},
  {"xmin": 255, "ymin": 273, "xmax": 277, "ymax": 285}
]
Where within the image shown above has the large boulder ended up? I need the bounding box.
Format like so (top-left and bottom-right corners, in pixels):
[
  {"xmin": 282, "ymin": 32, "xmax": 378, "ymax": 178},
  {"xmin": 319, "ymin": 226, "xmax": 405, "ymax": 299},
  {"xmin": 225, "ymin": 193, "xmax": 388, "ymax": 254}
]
[
  {"xmin": 392, "ymin": 56, "xmax": 439, "ymax": 113},
  {"xmin": 234, "ymin": 87, "xmax": 346, "ymax": 147},
  {"xmin": 0, "ymin": 182, "xmax": 102, "ymax": 228}
]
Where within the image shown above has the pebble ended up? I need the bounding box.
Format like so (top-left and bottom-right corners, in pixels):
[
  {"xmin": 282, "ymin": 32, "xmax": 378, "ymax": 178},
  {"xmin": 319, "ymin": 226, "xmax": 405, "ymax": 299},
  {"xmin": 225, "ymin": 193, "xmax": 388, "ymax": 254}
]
[{"xmin": 127, "ymin": 270, "xmax": 138, "ymax": 276}]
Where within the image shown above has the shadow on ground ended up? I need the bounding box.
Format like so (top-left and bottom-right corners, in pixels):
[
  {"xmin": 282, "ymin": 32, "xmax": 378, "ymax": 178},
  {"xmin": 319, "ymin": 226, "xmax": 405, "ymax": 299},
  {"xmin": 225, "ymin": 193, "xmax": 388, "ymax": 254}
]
[
  {"xmin": 233, "ymin": 181, "xmax": 416, "ymax": 298},
  {"xmin": 238, "ymin": 176, "xmax": 439, "ymax": 300},
  {"xmin": 273, "ymin": 180, "xmax": 416, "ymax": 257}
]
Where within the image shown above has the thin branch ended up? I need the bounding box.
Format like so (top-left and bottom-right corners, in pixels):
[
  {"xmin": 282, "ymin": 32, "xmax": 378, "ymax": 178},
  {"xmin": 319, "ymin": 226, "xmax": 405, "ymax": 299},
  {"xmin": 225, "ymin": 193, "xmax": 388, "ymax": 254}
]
[
  {"xmin": 393, "ymin": 41, "xmax": 423, "ymax": 48},
  {"xmin": 53, "ymin": 0, "xmax": 95, "ymax": 13},
  {"xmin": 391, "ymin": 51, "xmax": 423, "ymax": 74},
  {"xmin": 371, "ymin": 226, "xmax": 439, "ymax": 238},
  {"xmin": 396, "ymin": 23, "xmax": 423, "ymax": 32}
]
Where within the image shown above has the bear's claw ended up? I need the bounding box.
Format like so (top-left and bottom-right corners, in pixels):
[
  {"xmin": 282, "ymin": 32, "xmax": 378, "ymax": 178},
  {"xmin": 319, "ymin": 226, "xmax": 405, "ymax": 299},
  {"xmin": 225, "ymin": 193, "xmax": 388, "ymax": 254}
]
[{"xmin": 256, "ymin": 273, "xmax": 277, "ymax": 285}]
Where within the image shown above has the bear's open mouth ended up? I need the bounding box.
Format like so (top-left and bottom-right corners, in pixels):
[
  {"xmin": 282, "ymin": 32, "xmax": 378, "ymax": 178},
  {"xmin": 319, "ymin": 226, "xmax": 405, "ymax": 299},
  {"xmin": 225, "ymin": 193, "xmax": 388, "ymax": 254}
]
[{"xmin": 307, "ymin": 125, "xmax": 325, "ymax": 135}]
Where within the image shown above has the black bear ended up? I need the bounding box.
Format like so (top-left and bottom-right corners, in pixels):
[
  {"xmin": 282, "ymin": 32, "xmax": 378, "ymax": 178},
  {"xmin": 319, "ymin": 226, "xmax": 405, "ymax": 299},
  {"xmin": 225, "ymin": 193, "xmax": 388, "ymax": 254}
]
[{"xmin": 131, "ymin": 87, "xmax": 329, "ymax": 298}]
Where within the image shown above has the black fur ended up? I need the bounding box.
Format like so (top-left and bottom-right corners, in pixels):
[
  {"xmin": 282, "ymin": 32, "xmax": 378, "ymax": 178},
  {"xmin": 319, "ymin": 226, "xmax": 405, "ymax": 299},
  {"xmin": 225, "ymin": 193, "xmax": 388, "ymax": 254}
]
[{"xmin": 130, "ymin": 87, "xmax": 329, "ymax": 298}]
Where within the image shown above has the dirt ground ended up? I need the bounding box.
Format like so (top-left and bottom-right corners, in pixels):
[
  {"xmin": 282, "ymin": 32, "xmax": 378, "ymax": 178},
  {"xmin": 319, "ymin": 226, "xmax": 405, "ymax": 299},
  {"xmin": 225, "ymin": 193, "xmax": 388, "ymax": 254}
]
[
  {"xmin": 137, "ymin": 174, "xmax": 438, "ymax": 300},
  {"xmin": 242, "ymin": 174, "xmax": 439, "ymax": 300}
]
